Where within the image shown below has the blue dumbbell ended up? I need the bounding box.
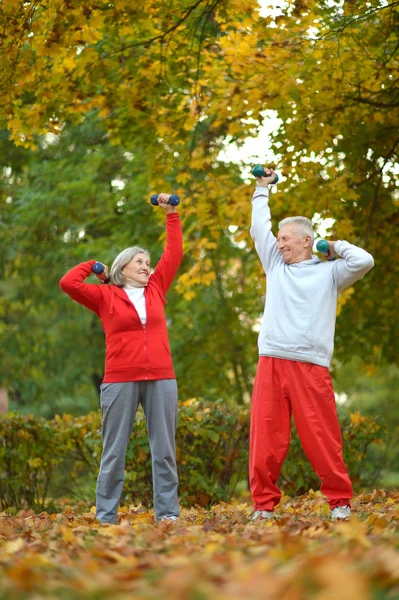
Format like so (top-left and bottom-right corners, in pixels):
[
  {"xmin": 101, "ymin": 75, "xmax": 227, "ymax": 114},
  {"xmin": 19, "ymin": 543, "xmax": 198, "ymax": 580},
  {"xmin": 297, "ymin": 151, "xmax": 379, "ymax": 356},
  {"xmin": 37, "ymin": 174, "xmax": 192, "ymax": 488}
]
[
  {"xmin": 150, "ymin": 194, "xmax": 180, "ymax": 206},
  {"xmin": 92, "ymin": 262, "xmax": 110, "ymax": 283},
  {"xmin": 252, "ymin": 165, "xmax": 279, "ymax": 184},
  {"xmin": 92, "ymin": 262, "xmax": 105, "ymax": 274},
  {"xmin": 316, "ymin": 240, "xmax": 336, "ymax": 261}
]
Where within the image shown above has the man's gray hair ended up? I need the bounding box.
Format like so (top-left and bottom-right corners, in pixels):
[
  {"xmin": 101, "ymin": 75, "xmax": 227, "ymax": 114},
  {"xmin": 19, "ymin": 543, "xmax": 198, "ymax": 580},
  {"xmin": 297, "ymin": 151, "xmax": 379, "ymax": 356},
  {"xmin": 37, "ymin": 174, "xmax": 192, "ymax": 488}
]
[
  {"xmin": 110, "ymin": 246, "xmax": 151, "ymax": 286},
  {"xmin": 278, "ymin": 216, "xmax": 314, "ymax": 243}
]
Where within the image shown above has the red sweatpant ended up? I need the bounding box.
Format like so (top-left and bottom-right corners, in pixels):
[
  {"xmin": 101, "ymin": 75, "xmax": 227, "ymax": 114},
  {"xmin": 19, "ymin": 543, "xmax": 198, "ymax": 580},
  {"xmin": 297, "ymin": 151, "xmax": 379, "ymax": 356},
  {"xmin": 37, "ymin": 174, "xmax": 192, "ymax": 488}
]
[{"xmin": 249, "ymin": 357, "xmax": 353, "ymax": 511}]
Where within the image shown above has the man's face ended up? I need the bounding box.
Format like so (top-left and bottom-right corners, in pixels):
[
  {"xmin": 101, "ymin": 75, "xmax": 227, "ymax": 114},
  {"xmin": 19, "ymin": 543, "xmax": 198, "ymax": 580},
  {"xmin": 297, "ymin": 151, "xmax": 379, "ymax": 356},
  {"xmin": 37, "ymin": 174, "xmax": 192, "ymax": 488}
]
[{"xmin": 277, "ymin": 225, "xmax": 312, "ymax": 264}]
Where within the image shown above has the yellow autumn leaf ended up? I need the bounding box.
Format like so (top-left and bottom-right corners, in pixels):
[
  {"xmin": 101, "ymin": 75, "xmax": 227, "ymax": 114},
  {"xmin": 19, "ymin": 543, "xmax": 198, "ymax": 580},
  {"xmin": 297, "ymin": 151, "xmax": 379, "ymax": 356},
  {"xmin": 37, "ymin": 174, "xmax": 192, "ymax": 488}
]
[
  {"xmin": 176, "ymin": 172, "xmax": 191, "ymax": 184},
  {"xmin": 62, "ymin": 55, "xmax": 76, "ymax": 71},
  {"xmin": 7, "ymin": 118, "xmax": 23, "ymax": 131},
  {"xmin": 59, "ymin": 525, "xmax": 75, "ymax": 543},
  {"xmin": 183, "ymin": 290, "xmax": 196, "ymax": 301},
  {"xmin": 5, "ymin": 538, "xmax": 25, "ymax": 554},
  {"xmin": 334, "ymin": 517, "xmax": 372, "ymax": 548},
  {"xmin": 2, "ymin": 0, "xmax": 20, "ymax": 8},
  {"xmin": 89, "ymin": 15, "xmax": 104, "ymax": 29}
]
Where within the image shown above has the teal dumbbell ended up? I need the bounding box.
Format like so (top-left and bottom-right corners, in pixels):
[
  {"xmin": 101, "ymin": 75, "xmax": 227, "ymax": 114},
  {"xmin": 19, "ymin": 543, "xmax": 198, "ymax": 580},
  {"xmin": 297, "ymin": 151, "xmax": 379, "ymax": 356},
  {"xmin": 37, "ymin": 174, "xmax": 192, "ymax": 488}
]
[
  {"xmin": 316, "ymin": 240, "xmax": 336, "ymax": 261},
  {"xmin": 252, "ymin": 165, "xmax": 279, "ymax": 184},
  {"xmin": 316, "ymin": 240, "xmax": 329, "ymax": 254}
]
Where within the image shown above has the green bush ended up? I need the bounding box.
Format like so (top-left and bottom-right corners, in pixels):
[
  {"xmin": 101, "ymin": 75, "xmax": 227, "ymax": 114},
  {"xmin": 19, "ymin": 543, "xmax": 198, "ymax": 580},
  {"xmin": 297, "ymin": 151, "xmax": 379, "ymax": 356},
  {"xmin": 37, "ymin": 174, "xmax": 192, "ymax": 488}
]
[
  {"xmin": 0, "ymin": 414, "xmax": 66, "ymax": 510},
  {"xmin": 0, "ymin": 411, "xmax": 104, "ymax": 511},
  {"xmin": 0, "ymin": 401, "xmax": 383, "ymax": 511}
]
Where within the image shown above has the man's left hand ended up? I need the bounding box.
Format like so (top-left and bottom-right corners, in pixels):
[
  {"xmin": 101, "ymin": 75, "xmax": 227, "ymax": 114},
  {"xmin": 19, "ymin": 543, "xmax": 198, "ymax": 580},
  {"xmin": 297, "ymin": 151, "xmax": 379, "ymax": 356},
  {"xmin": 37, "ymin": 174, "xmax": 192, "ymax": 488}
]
[
  {"xmin": 255, "ymin": 169, "xmax": 277, "ymax": 187},
  {"xmin": 321, "ymin": 241, "xmax": 337, "ymax": 260}
]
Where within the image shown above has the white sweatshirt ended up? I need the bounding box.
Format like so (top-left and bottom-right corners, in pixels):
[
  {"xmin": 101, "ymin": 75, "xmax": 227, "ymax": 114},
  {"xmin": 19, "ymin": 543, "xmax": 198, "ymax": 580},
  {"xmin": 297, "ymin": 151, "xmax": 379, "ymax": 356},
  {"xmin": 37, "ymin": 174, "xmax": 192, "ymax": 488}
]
[{"xmin": 251, "ymin": 187, "xmax": 374, "ymax": 368}]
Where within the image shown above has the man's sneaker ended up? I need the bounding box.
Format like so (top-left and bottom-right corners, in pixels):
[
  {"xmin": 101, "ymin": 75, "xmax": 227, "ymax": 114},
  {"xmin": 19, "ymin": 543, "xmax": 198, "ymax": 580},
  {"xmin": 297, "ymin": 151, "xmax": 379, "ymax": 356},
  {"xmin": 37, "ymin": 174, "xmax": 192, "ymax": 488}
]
[
  {"xmin": 331, "ymin": 505, "xmax": 351, "ymax": 520},
  {"xmin": 251, "ymin": 510, "xmax": 274, "ymax": 521}
]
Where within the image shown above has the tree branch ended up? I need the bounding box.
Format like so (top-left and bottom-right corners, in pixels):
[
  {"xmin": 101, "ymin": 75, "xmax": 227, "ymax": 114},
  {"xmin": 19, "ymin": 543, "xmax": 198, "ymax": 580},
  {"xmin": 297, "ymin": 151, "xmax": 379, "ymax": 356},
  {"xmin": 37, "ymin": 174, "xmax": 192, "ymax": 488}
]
[{"xmin": 100, "ymin": 0, "xmax": 217, "ymax": 60}]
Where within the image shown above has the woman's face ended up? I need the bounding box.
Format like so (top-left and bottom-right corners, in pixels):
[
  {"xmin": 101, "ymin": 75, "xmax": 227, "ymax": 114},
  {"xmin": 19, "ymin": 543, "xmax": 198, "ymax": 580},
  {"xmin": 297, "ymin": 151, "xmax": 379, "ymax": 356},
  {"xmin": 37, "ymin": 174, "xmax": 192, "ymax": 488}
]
[{"xmin": 122, "ymin": 253, "xmax": 151, "ymax": 287}]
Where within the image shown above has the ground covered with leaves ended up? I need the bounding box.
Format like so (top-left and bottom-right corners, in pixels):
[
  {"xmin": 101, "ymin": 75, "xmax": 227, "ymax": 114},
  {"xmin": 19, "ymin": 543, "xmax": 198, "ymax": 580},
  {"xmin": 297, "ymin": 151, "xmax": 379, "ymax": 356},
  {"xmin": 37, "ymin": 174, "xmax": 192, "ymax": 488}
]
[{"xmin": 0, "ymin": 490, "xmax": 398, "ymax": 599}]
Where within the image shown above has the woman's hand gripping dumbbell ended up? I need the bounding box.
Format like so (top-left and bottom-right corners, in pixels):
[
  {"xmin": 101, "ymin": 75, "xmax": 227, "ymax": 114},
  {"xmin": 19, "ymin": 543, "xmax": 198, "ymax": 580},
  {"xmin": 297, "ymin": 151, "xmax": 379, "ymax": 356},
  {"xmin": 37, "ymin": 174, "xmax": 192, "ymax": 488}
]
[
  {"xmin": 252, "ymin": 165, "xmax": 279, "ymax": 185},
  {"xmin": 92, "ymin": 195, "xmax": 180, "ymax": 285},
  {"xmin": 150, "ymin": 193, "xmax": 180, "ymax": 213},
  {"xmin": 92, "ymin": 262, "xmax": 110, "ymax": 283}
]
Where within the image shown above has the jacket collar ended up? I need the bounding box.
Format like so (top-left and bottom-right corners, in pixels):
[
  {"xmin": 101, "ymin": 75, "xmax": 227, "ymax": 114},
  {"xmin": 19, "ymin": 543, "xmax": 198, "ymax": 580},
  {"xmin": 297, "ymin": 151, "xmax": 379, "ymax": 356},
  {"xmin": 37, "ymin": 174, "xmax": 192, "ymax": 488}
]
[
  {"xmin": 111, "ymin": 285, "xmax": 147, "ymax": 302},
  {"xmin": 107, "ymin": 285, "xmax": 147, "ymax": 315}
]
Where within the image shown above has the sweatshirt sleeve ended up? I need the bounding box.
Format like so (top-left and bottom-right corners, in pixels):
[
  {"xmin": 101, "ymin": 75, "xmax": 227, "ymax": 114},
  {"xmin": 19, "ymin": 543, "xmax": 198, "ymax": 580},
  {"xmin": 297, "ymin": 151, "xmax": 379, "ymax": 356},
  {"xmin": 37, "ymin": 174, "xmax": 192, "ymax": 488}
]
[
  {"xmin": 250, "ymin": 187, "xmax": 282, "ymax": 273},
  {"xmin": 332, "ymin": 240, "xmax": 374, "ymax": 293},
  {"xmin": 149, "ymin": 213, "xmax": 183, "ymax": 297},
  {"xmin": 60, "ymin": 260, "xmax": 103, "ymax": 316}
]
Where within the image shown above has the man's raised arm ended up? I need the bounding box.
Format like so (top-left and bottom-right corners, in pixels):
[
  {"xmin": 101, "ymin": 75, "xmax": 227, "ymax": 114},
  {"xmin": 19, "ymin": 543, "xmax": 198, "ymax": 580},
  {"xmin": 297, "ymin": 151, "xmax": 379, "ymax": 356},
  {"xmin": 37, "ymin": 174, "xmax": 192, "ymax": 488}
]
[{"xmin": 250, "ymin": 185, "xmax": 283, "ymax": 273}]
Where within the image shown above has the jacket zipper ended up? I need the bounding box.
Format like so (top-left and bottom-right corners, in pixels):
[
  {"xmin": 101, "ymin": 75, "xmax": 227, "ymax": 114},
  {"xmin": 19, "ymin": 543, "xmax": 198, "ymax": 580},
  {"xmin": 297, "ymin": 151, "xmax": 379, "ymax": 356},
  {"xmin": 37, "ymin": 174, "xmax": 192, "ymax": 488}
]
[
  {"xmin": 143, "ymin": 290, "xmax": 148, "ymax": 380},
  {"xmin": 143, "ymin": 324, "xmax": 148, "ymax": 380},
  {"xmin": 120, "ymin": 288, "xmax": 148, "ymax": 379}
]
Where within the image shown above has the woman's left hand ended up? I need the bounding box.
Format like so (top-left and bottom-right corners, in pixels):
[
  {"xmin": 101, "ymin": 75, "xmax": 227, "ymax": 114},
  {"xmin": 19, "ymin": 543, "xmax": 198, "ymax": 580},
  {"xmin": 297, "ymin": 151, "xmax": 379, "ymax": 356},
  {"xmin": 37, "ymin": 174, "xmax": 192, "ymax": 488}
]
[{"xmin": 157, "ymin": 193, "xmax": 177, "ymax": 214}]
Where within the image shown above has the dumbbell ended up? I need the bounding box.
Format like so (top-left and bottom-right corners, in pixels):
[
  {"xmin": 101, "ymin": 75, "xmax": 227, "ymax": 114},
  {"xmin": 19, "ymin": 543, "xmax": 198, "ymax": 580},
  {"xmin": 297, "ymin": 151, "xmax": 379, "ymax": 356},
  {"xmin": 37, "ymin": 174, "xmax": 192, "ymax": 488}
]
[
  {"xmin": 316, "ymin": 240, "xmax": 336, "ymax": 261},
  {"xmin": 316, "ymin": 240, "xmax": 329, "ymax": 254},
  {"xmin": 252, "ymin": 165, "xmax": 279, "ymax": 184},
  {"xmin": 92, "ymin": 262, "xmax": 110, "ymax": 283},
  {"xmin": 150, "ymin": 194, "xmax": 180, "ymax": 206}
]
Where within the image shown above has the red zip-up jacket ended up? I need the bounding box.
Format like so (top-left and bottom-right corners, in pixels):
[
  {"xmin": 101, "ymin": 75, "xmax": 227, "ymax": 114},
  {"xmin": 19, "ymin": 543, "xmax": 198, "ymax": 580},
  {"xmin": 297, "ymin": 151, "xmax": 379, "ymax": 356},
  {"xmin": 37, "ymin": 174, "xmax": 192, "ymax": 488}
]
[{"xmin": 60, "ymin": 213, "xmax": 183, "ymax": 383}]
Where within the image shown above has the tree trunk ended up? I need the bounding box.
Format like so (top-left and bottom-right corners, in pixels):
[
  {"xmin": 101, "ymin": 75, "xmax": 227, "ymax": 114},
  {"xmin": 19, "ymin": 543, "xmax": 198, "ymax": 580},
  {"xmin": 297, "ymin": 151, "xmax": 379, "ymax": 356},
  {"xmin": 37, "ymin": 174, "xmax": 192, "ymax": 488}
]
[{"xmin": 0, "ymin": 388, "xmax": 8, "ymax": 414}]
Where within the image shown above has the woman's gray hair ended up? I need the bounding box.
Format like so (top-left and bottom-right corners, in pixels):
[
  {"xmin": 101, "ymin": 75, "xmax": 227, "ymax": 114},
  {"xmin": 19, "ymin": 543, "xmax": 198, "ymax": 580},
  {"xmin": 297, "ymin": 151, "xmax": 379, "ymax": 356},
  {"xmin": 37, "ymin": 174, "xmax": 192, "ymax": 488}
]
[
  {"xmin": 110, "ymin": 246, "xmax": 151, "ymax": 286},
  {"xmin": 278, "ymin": 216, "xmax": 314, "ymax": 243}
]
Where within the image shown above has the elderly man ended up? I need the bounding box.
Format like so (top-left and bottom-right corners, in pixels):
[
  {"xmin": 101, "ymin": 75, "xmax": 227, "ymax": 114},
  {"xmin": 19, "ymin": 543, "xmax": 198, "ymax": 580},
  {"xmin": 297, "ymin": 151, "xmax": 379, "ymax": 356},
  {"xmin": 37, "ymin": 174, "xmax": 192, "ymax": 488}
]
[{"xmin": 249, "ymin": 170, "xmax": 374, "ymax": 520}]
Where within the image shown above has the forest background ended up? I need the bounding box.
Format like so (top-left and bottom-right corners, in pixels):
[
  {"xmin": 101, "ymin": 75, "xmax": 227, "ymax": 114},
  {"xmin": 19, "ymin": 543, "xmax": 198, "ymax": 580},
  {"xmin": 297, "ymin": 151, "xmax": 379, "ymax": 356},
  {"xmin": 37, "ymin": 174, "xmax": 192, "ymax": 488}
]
[{"xmin": 0, "ymin": 0, "xmax": 398, "ymax": 492}]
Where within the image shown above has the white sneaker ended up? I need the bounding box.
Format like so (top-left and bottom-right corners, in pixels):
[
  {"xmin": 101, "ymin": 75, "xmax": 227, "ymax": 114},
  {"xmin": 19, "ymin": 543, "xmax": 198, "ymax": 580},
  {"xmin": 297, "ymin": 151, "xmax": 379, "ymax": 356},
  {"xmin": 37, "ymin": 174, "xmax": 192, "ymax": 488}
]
[
  {"xmin": 158, "ymin": 515, "xmax": 179, "ymax": 523},
  {"xmin": 251, "ymin": 510, "xmax": 274, "ymax": 521},
  {"xmin": 331, "ymin": 505, "xmax": 351, "ymax": 520}
]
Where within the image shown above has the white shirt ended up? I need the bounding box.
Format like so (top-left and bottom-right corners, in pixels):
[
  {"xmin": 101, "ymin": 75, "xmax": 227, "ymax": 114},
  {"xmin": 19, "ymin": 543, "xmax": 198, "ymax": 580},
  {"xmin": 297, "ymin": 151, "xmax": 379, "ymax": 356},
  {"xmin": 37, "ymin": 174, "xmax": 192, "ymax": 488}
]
[
  {"xmin": 251, "ymin": 187, "xmax": 374, "ymax": 367},
  {"xmin": 123, "ymin": 286, "xmax": 147, "ymax": 325}
]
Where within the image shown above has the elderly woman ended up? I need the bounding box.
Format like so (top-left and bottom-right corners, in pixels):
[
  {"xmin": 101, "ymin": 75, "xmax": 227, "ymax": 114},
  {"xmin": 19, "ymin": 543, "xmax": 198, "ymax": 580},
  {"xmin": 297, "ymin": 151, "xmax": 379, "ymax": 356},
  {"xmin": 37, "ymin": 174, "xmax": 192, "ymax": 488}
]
[{"xmin": 60, "ymin": 194, "xmax": 183, "ymax": 524}]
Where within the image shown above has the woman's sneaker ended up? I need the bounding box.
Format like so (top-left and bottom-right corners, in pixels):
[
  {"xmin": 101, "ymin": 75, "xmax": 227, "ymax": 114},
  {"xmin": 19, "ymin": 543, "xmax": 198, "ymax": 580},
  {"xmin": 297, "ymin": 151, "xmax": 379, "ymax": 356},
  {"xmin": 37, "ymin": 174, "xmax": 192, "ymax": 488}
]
[
  {"xmin": 158, "ymin": 515, "xmax": 179, "ymax": 523},
  {"xmin": 251, "ymin": 510, "xmax": 274, "ymax": 521},
  {"xmin": 331, "ymin": 505, "xmax": 351, "ymax": 520}
]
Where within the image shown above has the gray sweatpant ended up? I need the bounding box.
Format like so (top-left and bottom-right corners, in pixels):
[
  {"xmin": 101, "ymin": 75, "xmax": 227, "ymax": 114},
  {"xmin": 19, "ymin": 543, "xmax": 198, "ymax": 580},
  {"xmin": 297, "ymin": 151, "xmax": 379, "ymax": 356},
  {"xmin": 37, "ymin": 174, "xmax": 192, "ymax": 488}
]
[{"xmin": 96, "ymin": 379, "xmax": 179, "ymax": 523}]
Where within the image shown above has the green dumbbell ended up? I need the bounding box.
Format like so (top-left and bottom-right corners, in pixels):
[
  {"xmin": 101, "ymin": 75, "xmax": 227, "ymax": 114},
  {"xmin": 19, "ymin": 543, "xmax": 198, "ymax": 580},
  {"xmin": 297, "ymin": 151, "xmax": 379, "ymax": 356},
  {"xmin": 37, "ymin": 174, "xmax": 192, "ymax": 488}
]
[
  {"xmin": 252, "ymin": 165, "xmax": 279, "ymax": 184},
  {"xmin": 316, "ymin": 240, "xmax": 329, "ymax": 254},
  {"xmin": 316, "ymin": 240, "xmax": 336, "ymax": 261}
]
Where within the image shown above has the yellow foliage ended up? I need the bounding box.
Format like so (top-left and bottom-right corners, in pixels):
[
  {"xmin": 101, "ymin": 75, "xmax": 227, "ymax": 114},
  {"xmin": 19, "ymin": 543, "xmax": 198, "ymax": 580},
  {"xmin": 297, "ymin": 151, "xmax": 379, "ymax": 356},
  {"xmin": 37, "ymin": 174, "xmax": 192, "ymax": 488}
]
[
  {"xmin": 7, "ymin": 119, "xmax": 23, "ymax": 132},
  {"xmin": 0, "ymin": 0, "xmax": 395, "ymax": 352},
  {"xmin": 61, "ymin": 55, "xmax": 76, "ymax": 71},
  {"xmin": 336, "ymin": 286, "xmax": 354, "ymax": 316},
  {"xmin": 350, "ymin": 411, "xmax": 366, "ymax": 426},
  {"xmin": 59, "ymin": 525, "xmax": 75, "ymax": 544}
]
